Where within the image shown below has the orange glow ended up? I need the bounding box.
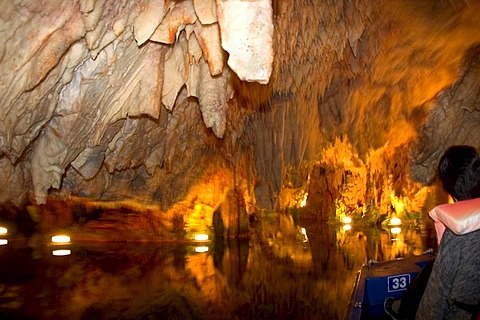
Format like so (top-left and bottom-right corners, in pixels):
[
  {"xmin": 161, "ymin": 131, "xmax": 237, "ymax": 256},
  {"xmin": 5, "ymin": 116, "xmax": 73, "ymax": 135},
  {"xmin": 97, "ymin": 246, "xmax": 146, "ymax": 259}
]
[
  {"xmin": 195, "ymin": 246, "xmax": 209, "ymax": 253},
  {"xmin": 391, "ymin": 227, "xmax": 401, "ymax": 235},
  {"xmin": 52, "ymin": 249, "xmax": 71, "ymax": 256},
  {"xmin": 299, "ymin": 193, "xmax": 308, "ymax": 207},
  {"xmin": 0, "ymin": 227, "xmax": 7, "ymax": 235},
  {"xmin": 342, "ymin": 216, "xmax": 352, "ymax": 224},
  {"xmin": 51, "ymin": 235, "xmax": 71, "ymax": 244},
  {"xmin": 300, "ymin": 227, "xmax": 309, "ymax": 242},
  {"xmin": 390, "ymin": 194, "xmax": 406, "ymax": 216},
  {"xmin": 194, "ymin": 234, "xmax": 209, "ymax": 241},
  {"xmin": 389, "ymin": 217, "xmax": 402, "ymax": 226}
]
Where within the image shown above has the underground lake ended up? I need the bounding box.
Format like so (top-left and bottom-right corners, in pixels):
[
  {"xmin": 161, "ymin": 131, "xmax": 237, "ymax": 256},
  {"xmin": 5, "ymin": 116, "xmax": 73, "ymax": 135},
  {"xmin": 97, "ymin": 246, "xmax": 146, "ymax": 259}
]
[{"xmin": 0, "ymin": 211, "xmax": 437, "ymax": 320}]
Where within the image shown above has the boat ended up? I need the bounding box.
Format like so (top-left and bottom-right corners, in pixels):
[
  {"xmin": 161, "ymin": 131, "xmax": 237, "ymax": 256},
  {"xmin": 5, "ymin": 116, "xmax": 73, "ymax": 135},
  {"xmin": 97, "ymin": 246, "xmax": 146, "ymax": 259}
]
[{"xmin": 347, "ymin": 250, "xmax": 435, "ymax": 320}]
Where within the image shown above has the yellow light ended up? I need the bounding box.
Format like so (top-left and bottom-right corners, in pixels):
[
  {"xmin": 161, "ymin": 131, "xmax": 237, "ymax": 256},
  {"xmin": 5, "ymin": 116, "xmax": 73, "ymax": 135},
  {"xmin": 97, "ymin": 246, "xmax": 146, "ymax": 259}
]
[
  {"xmin": 300, "ymin": 194, "xmax": 308, "ymax": 207},
  {"xmin": 194, "ymin": 234, "xmax": 209, "ymax": 241},
  {"xmin": 343, "ymin": 224, "xmax": 352, "ymax": 231},
  {"xmin": 342, "ymin": 216, "xmax": 352, "ymax": 224},
  {"xmin": 0, "ymin": 239, "xmax": 7, "ymax": 245},
  {"xmin": 390, "ymin": 217, "xmax": 402, "ymax": 226},
  {"xmin": 195, "ymin": 246, "xmax": 209, "ymax": 253},
  {"xmin": 51, "ymin": 235, "xmax": 71, "ymax": 244},
  {"xmin": 52, "ymin": 249, "xmax": 71, "ymax": 256},
  {"xmin": 0, "ymin": 227, "xmax": 7, "ymax": 235},
  {"xmin": 391, "ymin": 227, "xmax": 401, "ymax": 235},
  {"xmin": 300, "ymin": 227, "xmax": 309, "ymax": 242}
]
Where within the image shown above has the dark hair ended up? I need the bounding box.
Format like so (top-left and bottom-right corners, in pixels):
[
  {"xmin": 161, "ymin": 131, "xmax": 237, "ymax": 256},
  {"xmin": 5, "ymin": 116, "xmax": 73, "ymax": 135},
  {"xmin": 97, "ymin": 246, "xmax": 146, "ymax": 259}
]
[{"xmin": 438, "ymin": 145, "xmax": 480, "ymax": 200}]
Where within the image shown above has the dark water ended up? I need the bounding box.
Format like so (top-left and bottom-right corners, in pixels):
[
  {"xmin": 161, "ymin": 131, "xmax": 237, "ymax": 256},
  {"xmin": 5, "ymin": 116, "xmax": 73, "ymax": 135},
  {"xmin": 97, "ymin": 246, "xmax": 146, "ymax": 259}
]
[{"xmin": 0, "ymin": 217, "xmax": 437, "ymax": 320}]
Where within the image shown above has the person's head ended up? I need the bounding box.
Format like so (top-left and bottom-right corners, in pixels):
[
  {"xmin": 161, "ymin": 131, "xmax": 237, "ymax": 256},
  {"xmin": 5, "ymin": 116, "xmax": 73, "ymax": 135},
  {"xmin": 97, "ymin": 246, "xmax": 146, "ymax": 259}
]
[{"xmin": 438, "ymin": 145, "xmax": 480, "ymax": 201}]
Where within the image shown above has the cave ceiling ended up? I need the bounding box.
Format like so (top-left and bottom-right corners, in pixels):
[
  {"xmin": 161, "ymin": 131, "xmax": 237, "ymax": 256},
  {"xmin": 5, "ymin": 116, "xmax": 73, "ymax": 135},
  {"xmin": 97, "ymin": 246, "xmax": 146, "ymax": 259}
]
[{"xmin": 1, "ymin": 0, "xmax": 480, "ymax": 215}]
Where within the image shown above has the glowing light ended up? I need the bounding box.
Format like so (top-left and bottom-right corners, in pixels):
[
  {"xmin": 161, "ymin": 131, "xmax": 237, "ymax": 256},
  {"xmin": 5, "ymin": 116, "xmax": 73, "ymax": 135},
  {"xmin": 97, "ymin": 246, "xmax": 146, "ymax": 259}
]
[
  {"xmin": 390, "ymin": 217, "xmax": 402, "ymax": 226},
  {"xmin": 342, "ymin": 216, "xmax": 352, "ymax": 224},
  {"xmin": 343, "ymin": 224, "xmax": 352, "ymax": 231},
  {"xmin": 391, "ymin": 227, "xmax": 401, "ymax": 235},
  {"xmin": 195, "ymin": 246, "xmax": 209, "ymax": 253},
  {"xmin": 194, "ymin": 234, "xmax": 209, "ymax": 241},
  {"xmin": 390, "ymin": 194, "xmax": 406, "ymax": 215},
  {"xmin": 300, "ymin": 193, "xmax": 308, "ymax": 207},
  {"xmin": 51, "ymin": 235, "xmax": 71, "ymax": 244},
  {"xmin": 300, "ymin": 227, "xmax": 309, "ymax": 242},
  {"xmin": 0, "ymin": 239, "xmax": 7, "ymax": 245},
  {"xmin": 52, "ymin": 249, "xmax": 71, "ymax": 256},
  {"xmin": 0, "ymin": 227, "xmax": 7, "ymax": 235}
]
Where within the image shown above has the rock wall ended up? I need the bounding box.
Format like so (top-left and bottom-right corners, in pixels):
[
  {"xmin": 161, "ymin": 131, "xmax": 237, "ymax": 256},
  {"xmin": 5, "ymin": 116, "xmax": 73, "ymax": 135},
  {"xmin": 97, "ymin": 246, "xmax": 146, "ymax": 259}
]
[
  {"xmin": 248, "ymin": 0, "xmax": 480, "ymax": 217},
  {"xmin": 410, "ymin": 45, "xmax": 480, "ymax": 184},
  {"xmin": 1, "ymin": 0, "xmax": 480, "ymax": 232}
]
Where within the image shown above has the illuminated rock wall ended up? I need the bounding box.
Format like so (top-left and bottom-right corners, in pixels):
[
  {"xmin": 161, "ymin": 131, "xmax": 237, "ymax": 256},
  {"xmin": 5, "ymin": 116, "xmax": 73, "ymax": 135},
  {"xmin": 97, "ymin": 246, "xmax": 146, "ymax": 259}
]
[
  {"xmin": 1, "ymin": 0, "xmax": 480, "ymax": 231},
  {"xmin": 249, "ymin": 0, "xmax": 480, "ymax": 220}
]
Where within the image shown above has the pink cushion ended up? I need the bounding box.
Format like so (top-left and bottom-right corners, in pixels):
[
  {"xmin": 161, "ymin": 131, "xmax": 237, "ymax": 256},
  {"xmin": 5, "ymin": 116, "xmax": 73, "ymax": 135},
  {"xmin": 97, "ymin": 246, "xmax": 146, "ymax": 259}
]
[{"xmin": 429, "ymin": 197, "xmax": 480, "ymax": 244}]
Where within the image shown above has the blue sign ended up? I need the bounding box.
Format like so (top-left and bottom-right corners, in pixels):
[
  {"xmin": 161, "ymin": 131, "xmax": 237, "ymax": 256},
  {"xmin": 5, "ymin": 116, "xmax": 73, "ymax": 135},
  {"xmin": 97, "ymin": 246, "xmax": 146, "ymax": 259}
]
[{"xmin": 387, "ymin": 274, "xmax": 410, "ymax": 292}]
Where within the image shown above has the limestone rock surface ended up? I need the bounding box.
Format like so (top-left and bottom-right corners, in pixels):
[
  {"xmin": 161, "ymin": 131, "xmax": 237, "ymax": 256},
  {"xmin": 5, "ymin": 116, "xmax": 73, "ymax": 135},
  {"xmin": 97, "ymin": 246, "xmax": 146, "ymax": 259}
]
[
  {"xmin": 0, "ymin": 0, "xmax": 273, "ymax": 207},
  {"xmin": 1, "ymin": 0, "xmax": 480, "ymax": 224}
]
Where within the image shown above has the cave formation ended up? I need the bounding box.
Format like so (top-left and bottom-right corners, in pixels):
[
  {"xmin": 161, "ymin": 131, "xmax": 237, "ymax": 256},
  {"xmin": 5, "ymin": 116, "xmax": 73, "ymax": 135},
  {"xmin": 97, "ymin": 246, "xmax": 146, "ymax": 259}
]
[{"xmin": 1, "ymin": 0, "xmax": 480, "ymax": 239}]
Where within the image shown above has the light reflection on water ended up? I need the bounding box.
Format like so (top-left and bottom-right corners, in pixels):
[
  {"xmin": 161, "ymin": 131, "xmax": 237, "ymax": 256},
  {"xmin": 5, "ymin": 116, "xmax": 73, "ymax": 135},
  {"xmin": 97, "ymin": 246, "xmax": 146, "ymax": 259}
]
[{"xmin": 0, "ymin": 219, "xmax": 437, "ymax": 320}]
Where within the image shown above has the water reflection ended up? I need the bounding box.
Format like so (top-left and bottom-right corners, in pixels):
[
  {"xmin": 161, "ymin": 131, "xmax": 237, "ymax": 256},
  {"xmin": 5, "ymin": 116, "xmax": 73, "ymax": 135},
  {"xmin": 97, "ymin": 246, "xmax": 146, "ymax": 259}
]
[
  {"xmin": 51, "ymin": 249, "xmax": 72, "ymax": 256},
  {"xmin": 0, "ymin": 218, "xmax": 436, "ymax": 320}
]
